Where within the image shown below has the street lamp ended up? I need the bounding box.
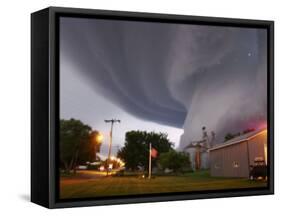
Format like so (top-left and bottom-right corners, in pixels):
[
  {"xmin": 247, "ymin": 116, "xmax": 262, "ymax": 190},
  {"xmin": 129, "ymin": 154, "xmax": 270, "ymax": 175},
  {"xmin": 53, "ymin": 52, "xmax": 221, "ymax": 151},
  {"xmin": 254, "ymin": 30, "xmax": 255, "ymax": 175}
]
[
  {"xmin": 96, "ymin": 133, "xmax": 103, "ymax": 143},
  {"xmin": 90, "ymin": 131, "xmax": 103, "ymax": 162},
  {"xmin": 104, "ymin": 119, "xmax": 121, "ymax": 176}
]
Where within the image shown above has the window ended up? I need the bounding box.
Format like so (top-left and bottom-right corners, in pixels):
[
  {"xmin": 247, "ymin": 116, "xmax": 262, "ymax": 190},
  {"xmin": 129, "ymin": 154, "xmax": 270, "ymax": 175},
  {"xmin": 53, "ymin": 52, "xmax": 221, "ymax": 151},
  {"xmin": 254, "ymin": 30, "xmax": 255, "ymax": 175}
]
[{"xmin": 233, "ymin": 161, "xmax": 239, "ymax": 168}]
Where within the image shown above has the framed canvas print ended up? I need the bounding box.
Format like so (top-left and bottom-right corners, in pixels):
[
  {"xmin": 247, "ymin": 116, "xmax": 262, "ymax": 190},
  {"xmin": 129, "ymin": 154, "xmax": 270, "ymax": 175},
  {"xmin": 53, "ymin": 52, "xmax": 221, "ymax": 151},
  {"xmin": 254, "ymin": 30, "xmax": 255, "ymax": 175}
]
[{"xmin": 31, "ymin": 7, "xmax": 274, "ymax": 208}]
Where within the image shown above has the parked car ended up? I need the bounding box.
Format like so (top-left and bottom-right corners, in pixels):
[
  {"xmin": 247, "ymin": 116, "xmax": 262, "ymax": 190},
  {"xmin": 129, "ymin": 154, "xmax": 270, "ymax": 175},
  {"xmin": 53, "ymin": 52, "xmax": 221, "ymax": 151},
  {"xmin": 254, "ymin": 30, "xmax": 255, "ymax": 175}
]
[{"xmin": 249, "ymin": 159, "xmax": 267, "ymax": 180}]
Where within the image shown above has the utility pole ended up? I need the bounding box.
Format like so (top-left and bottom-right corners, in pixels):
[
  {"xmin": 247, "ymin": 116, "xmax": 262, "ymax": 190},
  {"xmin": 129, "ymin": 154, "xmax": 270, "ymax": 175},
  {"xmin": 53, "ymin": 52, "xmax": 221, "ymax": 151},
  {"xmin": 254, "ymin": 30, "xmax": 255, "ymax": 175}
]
[{"xmin": 104, "ymin": 119, "xmax": 120, "ymax": 176}]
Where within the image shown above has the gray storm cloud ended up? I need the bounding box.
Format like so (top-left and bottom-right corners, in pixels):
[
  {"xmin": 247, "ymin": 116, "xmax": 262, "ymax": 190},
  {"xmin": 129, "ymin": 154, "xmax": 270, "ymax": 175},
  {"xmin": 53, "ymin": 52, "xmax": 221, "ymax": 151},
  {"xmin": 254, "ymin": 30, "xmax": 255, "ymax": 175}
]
[{"xmin": 60, "ymin": 17, "xmax": 267, "ymax": 149}]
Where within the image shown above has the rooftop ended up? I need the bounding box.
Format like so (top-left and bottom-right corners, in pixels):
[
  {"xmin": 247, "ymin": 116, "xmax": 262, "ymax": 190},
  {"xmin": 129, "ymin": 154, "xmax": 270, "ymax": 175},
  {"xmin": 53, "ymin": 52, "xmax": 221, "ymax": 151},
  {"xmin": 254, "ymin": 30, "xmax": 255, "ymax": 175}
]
[{"xmin": 209, "ymin": 128, "xmax": 267, "ymax": 151}]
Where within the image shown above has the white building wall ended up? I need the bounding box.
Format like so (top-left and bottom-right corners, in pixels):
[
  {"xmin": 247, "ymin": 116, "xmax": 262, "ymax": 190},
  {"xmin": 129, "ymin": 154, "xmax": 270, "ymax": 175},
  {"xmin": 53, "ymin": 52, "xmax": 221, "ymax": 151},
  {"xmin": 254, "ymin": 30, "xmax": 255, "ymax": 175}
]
[
  {"xmin": 185, "ymin": 147, "xmax": 210, "ymax": 170},
  {"xmin": 201, "ymin": 151, "xmax": 210, "ymax": 169}
]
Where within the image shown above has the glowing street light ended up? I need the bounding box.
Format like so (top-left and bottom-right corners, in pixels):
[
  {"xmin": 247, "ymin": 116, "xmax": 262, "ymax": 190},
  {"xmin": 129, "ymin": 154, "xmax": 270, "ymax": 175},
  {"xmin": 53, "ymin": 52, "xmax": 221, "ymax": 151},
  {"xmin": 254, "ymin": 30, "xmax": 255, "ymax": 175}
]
[
  {"xmin": 90, "ymin": 131, "xmax": 103, "ymax": 162},
  {"xmin": 105, "ymin": 119, "xmax": 121, "ymax": 176},
  {"xmin": 96, "ymin": 133, "xmax": 103, "ymax": 143}
]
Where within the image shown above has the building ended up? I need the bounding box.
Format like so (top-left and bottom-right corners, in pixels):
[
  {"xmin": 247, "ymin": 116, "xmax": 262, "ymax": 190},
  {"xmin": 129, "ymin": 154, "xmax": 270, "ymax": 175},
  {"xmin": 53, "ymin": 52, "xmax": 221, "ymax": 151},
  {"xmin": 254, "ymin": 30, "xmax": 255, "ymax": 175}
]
[
  {"xmin": 184, "ymin": 127, "xmax": 215, "ymax": 170},
  {"xmin": 185, "ymin": 143, "xmax": 209, "ymax": 170},
  {"xmin": 209, "ymin": 128, "xmax": 267, "ymax": 178}
]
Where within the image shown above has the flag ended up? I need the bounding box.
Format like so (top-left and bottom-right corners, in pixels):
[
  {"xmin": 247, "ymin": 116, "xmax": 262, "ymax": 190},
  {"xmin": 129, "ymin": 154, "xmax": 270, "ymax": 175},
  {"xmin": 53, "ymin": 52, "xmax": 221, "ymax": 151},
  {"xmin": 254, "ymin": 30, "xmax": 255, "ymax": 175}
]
[{"xmin": 151, "ymin": 147, "xmax": 158, "ymax": 158}]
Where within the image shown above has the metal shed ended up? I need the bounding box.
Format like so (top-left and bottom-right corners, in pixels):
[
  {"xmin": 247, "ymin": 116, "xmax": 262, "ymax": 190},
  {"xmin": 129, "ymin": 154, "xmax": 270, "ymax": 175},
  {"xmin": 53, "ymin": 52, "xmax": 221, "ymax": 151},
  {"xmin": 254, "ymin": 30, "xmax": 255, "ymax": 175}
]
[{"xmin": 209, "ymin": 128, "xmax": 267, "ymax": 178}]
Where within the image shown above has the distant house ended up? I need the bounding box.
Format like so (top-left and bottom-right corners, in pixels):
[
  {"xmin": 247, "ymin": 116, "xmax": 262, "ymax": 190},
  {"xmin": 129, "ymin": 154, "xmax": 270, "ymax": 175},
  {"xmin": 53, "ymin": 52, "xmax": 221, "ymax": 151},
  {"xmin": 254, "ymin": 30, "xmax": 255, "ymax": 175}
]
[{"xmin": 209, "ymin": 128, "xmax": 267, "ymax": 178}]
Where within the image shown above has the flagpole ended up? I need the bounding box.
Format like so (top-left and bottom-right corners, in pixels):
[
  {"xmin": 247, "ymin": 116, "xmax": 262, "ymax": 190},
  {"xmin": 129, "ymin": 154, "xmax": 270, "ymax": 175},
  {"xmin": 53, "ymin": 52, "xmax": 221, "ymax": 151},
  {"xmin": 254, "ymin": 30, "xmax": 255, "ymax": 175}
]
[{"xmin": 148, "ymin": 143, "xmax": 151, "ymax": 179}]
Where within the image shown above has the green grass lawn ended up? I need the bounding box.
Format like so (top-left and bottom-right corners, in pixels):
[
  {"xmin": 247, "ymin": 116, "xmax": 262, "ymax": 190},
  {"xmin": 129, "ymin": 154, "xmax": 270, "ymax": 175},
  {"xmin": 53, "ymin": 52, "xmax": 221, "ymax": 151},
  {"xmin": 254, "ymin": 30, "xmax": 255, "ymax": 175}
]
[{"xmin": 60, "ymin": 171, "xmax": 267, "ymax": 199}]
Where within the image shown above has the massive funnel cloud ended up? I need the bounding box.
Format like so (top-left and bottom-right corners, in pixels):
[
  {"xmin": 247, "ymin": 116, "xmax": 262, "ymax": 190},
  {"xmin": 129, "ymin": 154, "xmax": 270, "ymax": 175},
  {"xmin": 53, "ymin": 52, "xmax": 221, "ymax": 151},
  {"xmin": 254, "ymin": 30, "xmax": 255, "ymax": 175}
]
[{"xmin": 60, "ymin": 17, "xmax": 267, "ymax": 148}]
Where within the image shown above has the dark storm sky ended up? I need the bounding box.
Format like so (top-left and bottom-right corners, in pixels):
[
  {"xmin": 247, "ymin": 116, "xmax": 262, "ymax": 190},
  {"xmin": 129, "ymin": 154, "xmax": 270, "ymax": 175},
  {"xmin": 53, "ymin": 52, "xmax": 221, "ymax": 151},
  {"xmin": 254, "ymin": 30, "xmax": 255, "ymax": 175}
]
[{"xmin": 60, "ymin": 17, "xmax": 267, "ymax": 151}]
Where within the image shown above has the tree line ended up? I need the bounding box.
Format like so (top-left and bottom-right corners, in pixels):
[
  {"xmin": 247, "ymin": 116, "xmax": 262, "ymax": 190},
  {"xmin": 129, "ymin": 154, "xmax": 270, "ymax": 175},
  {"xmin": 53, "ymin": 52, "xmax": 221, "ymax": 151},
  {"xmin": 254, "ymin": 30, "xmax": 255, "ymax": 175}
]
[
  {"xmin": 60, "ymin": 118, "xmax": 191, "ymax": 174},
  {"xmin": 118, "ymin": 130, "xmax": 190, "ymax": 173}
]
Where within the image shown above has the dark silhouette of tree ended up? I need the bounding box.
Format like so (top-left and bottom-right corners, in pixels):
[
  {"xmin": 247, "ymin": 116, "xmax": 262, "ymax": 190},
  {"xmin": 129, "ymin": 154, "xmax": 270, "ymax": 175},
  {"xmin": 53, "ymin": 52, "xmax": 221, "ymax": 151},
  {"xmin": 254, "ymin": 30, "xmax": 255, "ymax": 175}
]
[
  {"xmin": 243, "ymin": 128, "xmax": 255, "ymax": 134},
  {"xmin": 224, "ymin": 127, "xmax": 256, "ymax": 142},
  {"xmin": 60, "ymin": 119, "xmax": 102, "ymax": 173},
  {"xmin": 117, "ymin": 131, "xmax": 173, "ymax": 171}
]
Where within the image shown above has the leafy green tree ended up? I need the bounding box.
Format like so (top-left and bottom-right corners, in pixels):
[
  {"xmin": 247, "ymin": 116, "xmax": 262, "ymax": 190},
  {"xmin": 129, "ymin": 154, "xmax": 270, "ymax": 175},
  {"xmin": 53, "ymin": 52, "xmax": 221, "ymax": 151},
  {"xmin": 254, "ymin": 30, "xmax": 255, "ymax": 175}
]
[
  {"xmin": 117, "ymin": 131, "xmax": 173, "ymax": 171},
  {"xmin": 60, "ymin": 119, "xmax": 102, "ymax": 173},
  {"xmin": 158, "ymin": 150, "xmax": 190, "ymax": 173}
]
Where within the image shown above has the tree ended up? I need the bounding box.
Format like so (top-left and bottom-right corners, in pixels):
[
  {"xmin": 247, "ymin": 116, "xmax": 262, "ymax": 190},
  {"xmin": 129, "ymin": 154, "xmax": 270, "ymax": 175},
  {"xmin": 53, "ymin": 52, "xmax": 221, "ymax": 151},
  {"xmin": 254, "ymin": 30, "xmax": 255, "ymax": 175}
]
[
  {"xmin": 224, "ymin": 132, "xmax": 240, "ymax": 142},
  {"xmin": 243, "ymin": 128, "xmax": 255, "ymax": 134},
  {"xmin": 117, "ymin": 131, "xmax": 173, "ymax": 171},
  {"xmin": 224, "ymin": 128, "xmax": 256, "ymax": 142},
  {"xmin": 158, "ymin": 150, "xmax": 190, "ymax": 173},
  {"xmin": 60, "ymin": 119, "xmax": 102, "ymax": 173}
]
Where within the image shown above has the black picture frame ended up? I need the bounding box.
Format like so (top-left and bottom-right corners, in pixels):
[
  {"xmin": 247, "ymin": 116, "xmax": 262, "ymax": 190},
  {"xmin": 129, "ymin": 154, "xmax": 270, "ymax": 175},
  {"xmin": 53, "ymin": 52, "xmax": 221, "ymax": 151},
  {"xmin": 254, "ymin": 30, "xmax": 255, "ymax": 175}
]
[{"xmin": 31, "ymin": 6, "xmax": 274, "ymax": 208}]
